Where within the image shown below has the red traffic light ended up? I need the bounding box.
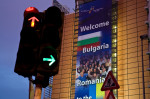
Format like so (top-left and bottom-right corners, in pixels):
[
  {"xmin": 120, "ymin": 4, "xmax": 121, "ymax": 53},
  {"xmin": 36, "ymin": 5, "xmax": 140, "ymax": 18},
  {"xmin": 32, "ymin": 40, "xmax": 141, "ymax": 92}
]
[
  {"xmin": 28, "ymin": 16, "xmax": 39, "ymax": 27},
  {"xmin": 24, "ymin": 7, "xmax": 39, "ymax": 18}
]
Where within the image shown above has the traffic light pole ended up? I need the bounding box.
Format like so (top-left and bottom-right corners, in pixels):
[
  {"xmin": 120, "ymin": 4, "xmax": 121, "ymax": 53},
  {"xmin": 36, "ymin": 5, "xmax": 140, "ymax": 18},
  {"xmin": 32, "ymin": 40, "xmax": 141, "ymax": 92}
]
[
  {"xmin": 29, "ymin": 78, "xmax": 31, "ymax": 99},
  {"xmin": 34, "ymin": 84, "xmax": 42, "ymax": 99}
]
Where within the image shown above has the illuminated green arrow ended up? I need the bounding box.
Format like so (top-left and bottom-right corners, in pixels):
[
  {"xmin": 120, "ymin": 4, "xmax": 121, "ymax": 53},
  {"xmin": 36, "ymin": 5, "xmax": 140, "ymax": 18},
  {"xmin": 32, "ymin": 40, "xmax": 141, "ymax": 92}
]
[{"xmin": 43, "ymin": 55, "xmax": 55, "ymax": 66}]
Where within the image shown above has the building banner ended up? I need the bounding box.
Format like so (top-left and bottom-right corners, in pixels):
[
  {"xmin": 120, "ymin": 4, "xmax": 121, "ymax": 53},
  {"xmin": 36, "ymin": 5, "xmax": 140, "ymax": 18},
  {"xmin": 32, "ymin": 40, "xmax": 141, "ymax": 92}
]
[{"xmin": 75, "ymin": 0, "xmax": 112, "ymax": 99}]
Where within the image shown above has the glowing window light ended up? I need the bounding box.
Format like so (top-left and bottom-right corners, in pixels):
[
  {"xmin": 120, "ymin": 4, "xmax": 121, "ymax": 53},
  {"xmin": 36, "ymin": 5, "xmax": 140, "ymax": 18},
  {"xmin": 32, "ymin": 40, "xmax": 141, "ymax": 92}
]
[
  {"xmin": 112, "ymin": 25, "xmax": 117, "ymax": 29},
  {"xmin": 112, "ymin": 53, "xmax": 117, "ymax": 57},
  {"xmin": 112, "ymin": 39, "xmax": 117, "ymax": 43}
]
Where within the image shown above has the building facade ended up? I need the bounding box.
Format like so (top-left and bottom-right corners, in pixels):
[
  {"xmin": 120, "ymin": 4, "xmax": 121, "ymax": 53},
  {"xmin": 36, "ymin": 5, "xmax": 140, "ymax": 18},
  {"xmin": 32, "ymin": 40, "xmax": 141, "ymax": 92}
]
[
  {"xmin": 48, "ymin": 0, "xmax": 150, "ymax": 99},
  {"xmin": 117, "ymin": 0, "xmax": 150, "ymax": 98}
]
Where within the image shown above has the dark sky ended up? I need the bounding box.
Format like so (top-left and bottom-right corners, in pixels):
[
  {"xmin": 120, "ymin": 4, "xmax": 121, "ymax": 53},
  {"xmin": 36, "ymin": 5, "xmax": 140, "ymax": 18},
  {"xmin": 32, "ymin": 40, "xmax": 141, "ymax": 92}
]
[{"xmin": 0, "ymin": 0, "xmax": 74, "ymax": 99}]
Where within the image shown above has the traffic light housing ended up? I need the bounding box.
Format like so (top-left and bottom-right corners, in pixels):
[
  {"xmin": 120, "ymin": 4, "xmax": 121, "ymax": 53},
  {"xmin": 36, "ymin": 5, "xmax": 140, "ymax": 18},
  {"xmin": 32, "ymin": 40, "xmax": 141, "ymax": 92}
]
[
  {"xmin": 37, "ymin": 6, "xmax": 63, "ymax": 77},
  {"xmin": 14, "ymin": 7, "xmax": 42, "ymax": 77},
  {"xmin": 14, "ymin": 6, "xmax": 63, "ymax": 87},
  {"xmin": 45, "ymin": 6, "xmax": 62, "ymax": 28}
]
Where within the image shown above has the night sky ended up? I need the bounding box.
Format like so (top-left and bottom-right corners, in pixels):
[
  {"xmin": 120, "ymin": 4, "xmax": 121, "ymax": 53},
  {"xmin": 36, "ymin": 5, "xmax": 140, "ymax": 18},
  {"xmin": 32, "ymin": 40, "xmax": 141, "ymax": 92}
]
[{"xmin": 0, "ymin": 0, "xmax": 75, "ymax": 99}]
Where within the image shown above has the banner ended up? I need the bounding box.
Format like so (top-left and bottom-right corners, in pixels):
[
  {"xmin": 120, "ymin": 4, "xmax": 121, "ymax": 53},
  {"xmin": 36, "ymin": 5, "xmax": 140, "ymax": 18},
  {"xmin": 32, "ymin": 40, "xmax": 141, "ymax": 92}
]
[{"xmin": 75, "ymin": 0, "xmax": 112, "ymax": 99}]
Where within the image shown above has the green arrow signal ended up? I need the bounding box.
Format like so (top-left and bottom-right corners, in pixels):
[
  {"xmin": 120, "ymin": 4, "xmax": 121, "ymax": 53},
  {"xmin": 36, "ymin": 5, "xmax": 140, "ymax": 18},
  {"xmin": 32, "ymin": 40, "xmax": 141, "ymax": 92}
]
[{"xmin": 43, "ymin": 55, "xmax": 56, "ymax": 66}]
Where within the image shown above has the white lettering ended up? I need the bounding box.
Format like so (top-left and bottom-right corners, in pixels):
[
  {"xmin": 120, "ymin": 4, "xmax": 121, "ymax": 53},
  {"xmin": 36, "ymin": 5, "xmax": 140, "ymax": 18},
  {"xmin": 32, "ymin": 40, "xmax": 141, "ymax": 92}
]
[
  {"xmin": 82, "ymin": 43, "xmax": 110, "ymax": 53},
  {"xmin": 83, "ymin": 48, "xmax": 86, "ymax": 53},
  {"xmin": 77, "ymin": 77, "xmax": 105, "ymax": 86},
  {"xmin": 80, "ymin": 21, "xmax": 110, "ymax": 32}
]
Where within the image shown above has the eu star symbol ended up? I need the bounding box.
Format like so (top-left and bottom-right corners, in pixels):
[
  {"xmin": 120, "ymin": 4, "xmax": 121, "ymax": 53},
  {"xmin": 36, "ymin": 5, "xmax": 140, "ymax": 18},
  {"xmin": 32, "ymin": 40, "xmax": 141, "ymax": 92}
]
[{"xmin": 43, "ymin": 55, "xmax": 55, "ymax": 66}]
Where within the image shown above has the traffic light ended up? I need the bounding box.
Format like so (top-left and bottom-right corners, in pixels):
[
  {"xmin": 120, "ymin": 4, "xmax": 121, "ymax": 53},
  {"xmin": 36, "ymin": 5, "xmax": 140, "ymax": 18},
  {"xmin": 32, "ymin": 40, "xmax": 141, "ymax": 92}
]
[
  {"xmin": 14, "ymin": 6, "xmax": 63, "ymax": 87},
  {"xmin": 37, "ymin": 6, "xmax": 63, "ymax": 77},
  {"xmin": 14, "ymin": 7, "xmax": 42, "ymax": 77}
]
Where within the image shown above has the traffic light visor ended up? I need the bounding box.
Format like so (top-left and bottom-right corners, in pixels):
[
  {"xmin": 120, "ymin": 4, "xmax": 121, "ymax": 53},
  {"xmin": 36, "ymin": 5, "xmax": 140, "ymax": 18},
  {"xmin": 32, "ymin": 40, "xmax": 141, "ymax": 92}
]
[{"xmin": 24, "ymin": 7, "xmax": 39, "ymax": 18}]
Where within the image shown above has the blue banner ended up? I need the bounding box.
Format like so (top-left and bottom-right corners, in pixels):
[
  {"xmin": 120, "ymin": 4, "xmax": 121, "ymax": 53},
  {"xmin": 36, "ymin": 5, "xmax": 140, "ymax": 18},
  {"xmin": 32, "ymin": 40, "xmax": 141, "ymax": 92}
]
[{"xmin": 75, "ymin": 0, "xmax": 112, "ymax": 99}]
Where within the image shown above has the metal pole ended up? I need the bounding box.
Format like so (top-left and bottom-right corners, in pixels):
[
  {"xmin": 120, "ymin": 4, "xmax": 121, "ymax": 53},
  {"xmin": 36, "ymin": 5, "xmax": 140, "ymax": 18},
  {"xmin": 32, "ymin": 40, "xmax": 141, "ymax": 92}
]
[
  {"xmin": 29, "ymin": 76, "xmax": 32, "ymax": 99},
  {"xmin": 141, "ymin": 37, "xmax": 146, "ymax": 99},
  {"xmin": 34, "ymin": 84, "xmax": 42, "ymax": 99},
  {"xmin": 29, "ymin": 80, "xmax": 31, "ymax": 99},
  {"xmin": 148, "ymin": 0, "xmax": 150, "ymax": 69}
]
